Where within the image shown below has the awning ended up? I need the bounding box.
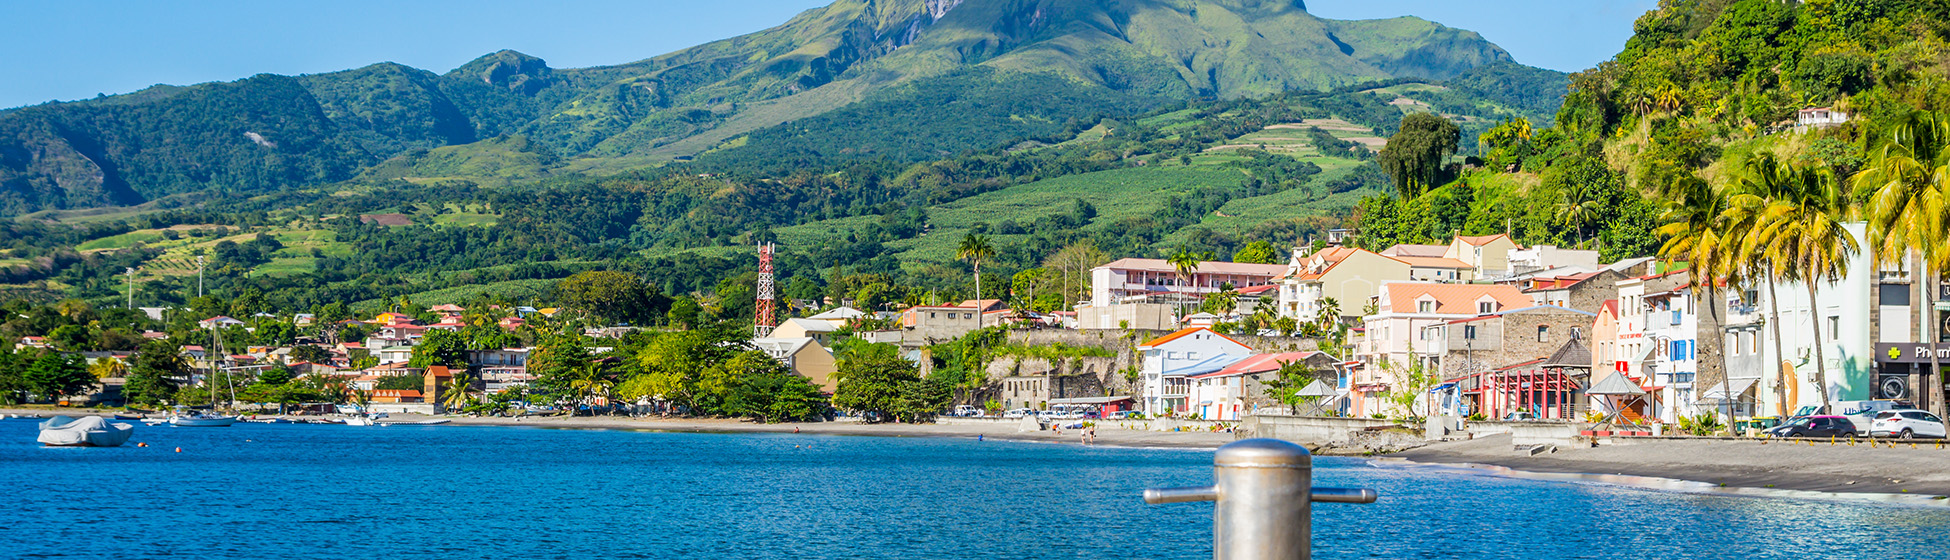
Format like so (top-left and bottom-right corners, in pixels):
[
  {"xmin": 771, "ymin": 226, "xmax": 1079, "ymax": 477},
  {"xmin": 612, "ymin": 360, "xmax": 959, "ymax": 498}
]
[
  {"xmin": 1695, "ymin": 377, "xmax": 1760, "ymax": 403},
  {"xmin": 1586, "ymin": 372, "xmax": 1646, "ymax": 396}
]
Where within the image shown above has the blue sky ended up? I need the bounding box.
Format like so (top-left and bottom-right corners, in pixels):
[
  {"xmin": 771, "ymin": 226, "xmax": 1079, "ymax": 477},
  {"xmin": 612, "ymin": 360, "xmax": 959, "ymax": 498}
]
[{"xmin": 0, "ymin": 0, "xmax": 1654, "ymax": 109}]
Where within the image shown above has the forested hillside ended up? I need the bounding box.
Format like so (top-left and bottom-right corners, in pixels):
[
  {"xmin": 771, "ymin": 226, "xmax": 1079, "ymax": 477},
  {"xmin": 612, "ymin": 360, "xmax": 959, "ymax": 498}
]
[
  {"xmin": 1355, "ymin": 0, "xmax": 1950, "ymax": 262},
  {"xmin": 0, "ymin": 0, "xmax": 1544, "ymax": 216}
]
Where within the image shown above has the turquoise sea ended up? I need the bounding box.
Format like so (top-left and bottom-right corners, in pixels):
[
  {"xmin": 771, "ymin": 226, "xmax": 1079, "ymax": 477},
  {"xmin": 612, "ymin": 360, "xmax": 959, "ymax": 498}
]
[{"xmin": 3, "ymin": 420, "xmax": 1948, "ymax": 559}]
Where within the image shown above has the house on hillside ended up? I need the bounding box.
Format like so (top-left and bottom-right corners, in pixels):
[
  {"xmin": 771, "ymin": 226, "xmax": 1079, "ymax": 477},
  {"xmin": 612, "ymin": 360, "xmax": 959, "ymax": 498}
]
[
  {"xmin": 199, "ymin": 316, "xmax": 245, "ymax": 329},
  {"xmin": 1091, "ymin": 258, "xmax": 1285, "ymax": 311},
  {"xmin": 772, "ymin": 318, "xmax": 839, "ymax": 345},
  {"xmin": 1507, "ymin": 245, "xmax": 1601, "ymax": 277},
  {"xmin": 1446, "ymin": 234, "xmax": 1521, "ymax": 279},
  {"xmin": 1276, "ymin": 246, "xmax": 1412, "ymax": 322},
  {"xmin": 1138, "ymin": 327, "xmax": 1253, "ymax": 415}
]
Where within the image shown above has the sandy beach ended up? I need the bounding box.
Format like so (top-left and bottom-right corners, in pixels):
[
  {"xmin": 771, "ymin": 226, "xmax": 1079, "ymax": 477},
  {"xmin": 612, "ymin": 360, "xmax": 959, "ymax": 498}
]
[{"xmin": 1390, "ymin": 433, "xmax": 1950, "ymax": 498}]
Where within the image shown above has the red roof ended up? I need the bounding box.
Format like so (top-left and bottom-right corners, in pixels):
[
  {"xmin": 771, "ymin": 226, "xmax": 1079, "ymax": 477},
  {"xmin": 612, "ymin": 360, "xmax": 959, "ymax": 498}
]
[
  {"xmin": 1233, "ymin": 284, "xmax": 1279, "ymax": 296},
  {"xmin": 1192, "ymin": 352, "xmax": 1323, "ymax": 379},
  {"xmin": 371, "ymin": 389, "xmax": 421, "ymax": 397},
  {"xmin": 1456, "ymin": 234, "xmax": 1512, "ymax": 247}
]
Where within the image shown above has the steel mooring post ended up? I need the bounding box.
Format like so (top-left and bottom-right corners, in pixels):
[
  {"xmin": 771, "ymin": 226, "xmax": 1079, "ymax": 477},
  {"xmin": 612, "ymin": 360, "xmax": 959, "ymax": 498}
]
[{"xmin": 1143, "ymin": 438, "xmax": 1377, "ymax": 560}]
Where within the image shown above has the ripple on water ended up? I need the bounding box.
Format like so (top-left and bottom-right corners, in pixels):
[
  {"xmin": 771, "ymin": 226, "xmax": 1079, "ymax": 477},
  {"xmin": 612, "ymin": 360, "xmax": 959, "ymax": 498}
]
[{"xmin": 2, "ymin": 420, "xmax": 1946, "ymax": 559}]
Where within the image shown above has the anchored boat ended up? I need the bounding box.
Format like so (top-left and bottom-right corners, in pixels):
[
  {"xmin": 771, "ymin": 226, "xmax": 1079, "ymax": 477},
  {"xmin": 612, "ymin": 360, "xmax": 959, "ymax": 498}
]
[{"xmin": 37, "ymin": 416, "xmax": 136, "ymax": 447}]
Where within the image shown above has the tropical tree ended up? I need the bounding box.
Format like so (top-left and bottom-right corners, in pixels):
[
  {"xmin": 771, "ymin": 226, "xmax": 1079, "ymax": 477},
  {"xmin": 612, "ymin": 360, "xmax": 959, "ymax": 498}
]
[
  {"xmin": 1853, "ymin": 110, "xmax": 1950, "ymax": 416},
  {"xmin": 1725, "ymin": 152, "xmax": 1799, "ymax": 416},
  {"xmin": 1168, "ymin": 247, "xmax": 1209, "ymax": 318},
  {"xmin": 1656, "ymin": 173, "xmax": 1739, "ymax": 428},
  {"xmin": 440, "ymin": 372, "xmax": 477, "ymax": 411},
  {"xmin": 1261, "ymin": 360, "xmax": 1324, "ymax": 415},
  {"xmin": 1749, "ymin": 159, "xmax": 1858, "ymax": 412},
  {"xmin": 957, "ymin": 234, "xmax": 996, "ymax": 329}
]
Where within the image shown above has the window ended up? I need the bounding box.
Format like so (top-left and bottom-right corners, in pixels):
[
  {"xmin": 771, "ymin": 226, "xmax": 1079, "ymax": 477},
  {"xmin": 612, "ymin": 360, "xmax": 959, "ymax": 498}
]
[
  {"xmin": 1828, "ymin": 316, "xmax": 1841, "ymax": 338},
  {"xmin": 1571, "ymin": 327, "xmax": 1583, "ymax": 340},
  {"xmin": 1418, "ymin": 301, "xmax": 1435, "ymax": 313},
  {"xmin": 1478, "ymin": 301, "xmax": 1494, "ymax": 314},
  {"xmin": 1537, "ymin": 326, "xmax": 1549, "ymax": 342},
  {"xmin": 1463, "ymin": 325, "xmax": 1478, "ymax": 339},
  {"xmin": 1880, "ymin": 284, "xmax": 1912, "ymax": 306},
  {"xmin": 1168, "ymin": 351, "xmax": 1180, "ymax": 359},
  {"xmin": 1187, "ymin": 352, "xmax": 1200, "ymax": 360}
]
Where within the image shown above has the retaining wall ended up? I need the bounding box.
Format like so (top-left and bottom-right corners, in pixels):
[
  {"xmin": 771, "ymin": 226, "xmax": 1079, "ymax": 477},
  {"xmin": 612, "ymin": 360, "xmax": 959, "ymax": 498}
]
[{"xmin": 1240, "ymin": 415, "xmax": 1402, "ymax": 444}]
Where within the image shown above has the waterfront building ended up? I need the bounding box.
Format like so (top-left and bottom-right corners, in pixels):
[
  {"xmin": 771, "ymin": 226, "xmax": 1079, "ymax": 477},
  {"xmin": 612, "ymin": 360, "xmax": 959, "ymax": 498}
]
[
  {"xmin": 1137, "ymin": 327, "xmax": 1252, "ymax": 415},
  {"xmin": 751, "ymin": 337, "xmax": 838, "ymax": 392},
  {"xmin": 1351, "ymin": 282, "xmax": 1530, "ymax": 416},
  {"xmin": 1419, "ymin": 305, "xmax": 1596, "ymax": 383},
  {"xmin": 1187, "ymin": 351, "xmax": 1338, "ymax": 420}
]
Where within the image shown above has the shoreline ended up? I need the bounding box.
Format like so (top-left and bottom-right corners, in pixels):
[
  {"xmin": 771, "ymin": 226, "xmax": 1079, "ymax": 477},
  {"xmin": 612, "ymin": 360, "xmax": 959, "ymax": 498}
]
[
  {"xmin": 0, "ymin": 407, "xmax": 1235, "ymax": 450},
  {"xmin": 1384, "ymin": 433, "xmax": 1950, "ymax": 500},
  {"xmin": 1374, "ymin": 457, "xmax": 1950, "ymax": 508}
]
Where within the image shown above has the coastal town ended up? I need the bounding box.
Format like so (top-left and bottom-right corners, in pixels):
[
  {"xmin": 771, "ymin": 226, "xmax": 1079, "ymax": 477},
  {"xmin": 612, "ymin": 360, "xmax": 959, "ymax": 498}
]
[{"xmin": 11, "ymin": 214, "xmax": 1946, "ymax": 446}]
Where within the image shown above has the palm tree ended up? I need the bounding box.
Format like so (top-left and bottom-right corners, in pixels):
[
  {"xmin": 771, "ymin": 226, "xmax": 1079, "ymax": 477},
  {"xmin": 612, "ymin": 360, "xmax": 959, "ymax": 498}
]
[
  {"xmin": 1314, "ymin": 297, "xmax": 1341, "ymax": 333},
  {"xmin": 1656, "ymin": 174, "xmax": 1739, "ymax": 428},
  {"xmin": 1725, "ymin": 152, "xmax": 1797, "ymax": 416},
  {"xmin": 440, "ymin": 371, "xmax": 476, "ymax": 411},
  {"xmin": 1854, "ymin": 110, "xmax": 1950, "ymax": 416},
  {"xmin": 957, "ymin": 234, "xmax": 996, "ymax": 329},
  {"xmin": 1561, "ymin": 181, "xmax": 1604, "ymax": 248},
  {"xmin": 1167, "ymin": 248, "xmax": 1206, "ymax": 319},
  {"xmin": 1749, "ymin": 161, "xmax": 1858, "ymax": 413},
  {"xmin": 567, "ymin": 362, "xmax": 615, "ymax": 415}
]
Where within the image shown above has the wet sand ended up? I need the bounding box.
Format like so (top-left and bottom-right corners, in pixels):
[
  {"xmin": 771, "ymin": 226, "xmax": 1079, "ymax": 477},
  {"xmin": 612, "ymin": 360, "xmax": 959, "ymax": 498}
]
[{"xmin": 1390, "ymin": 433, "xmax": 1950, "ymax": 498}]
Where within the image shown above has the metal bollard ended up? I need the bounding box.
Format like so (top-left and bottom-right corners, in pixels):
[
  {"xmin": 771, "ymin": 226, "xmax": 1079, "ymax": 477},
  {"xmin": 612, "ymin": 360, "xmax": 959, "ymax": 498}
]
[{"xmin": 1143, "ymin": 438, "xmax": 1377, "ymax": 560}]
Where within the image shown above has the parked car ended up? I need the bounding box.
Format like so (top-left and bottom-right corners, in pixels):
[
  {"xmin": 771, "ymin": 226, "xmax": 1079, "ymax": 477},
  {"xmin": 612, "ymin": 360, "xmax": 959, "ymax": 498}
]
[
  {"xmin": 1767, "ymin": 415, "xmax": 1858, "ymax": 438},
  {"xmin": 1002, "ymin": 408, "xmax": 1032, "ymax": 419},
  {"xmin": 952, "ymin": 405, "xmax": 984, "ymax": 417},
  {"xmin": 1870, "ymin": 409, "xmax": 1947, "ymax": 439}
]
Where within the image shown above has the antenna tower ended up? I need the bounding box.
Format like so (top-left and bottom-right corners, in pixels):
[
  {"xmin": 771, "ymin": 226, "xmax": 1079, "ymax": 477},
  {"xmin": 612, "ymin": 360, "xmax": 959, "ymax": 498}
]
[{"xmin": 755, "ymin": 242, "xmax": 776, "ymax": 337}]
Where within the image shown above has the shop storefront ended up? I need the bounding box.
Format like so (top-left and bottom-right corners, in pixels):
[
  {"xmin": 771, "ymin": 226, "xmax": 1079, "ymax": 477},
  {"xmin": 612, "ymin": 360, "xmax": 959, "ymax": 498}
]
[{"xmin": 1872, "ymin": 342, "xmax": 1950, "ymax": 409}]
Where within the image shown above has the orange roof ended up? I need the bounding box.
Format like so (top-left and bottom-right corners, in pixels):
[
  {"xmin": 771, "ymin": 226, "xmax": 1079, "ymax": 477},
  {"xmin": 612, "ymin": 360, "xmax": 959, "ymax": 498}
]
[
  {"xmin": 1525, "ymin": 272, "xmax": 1601, "ymax": 291},
  {"xmin": 371, "ymin": 389, "xmax": 422, "ymax": 397},
  {"xmin": 1140, "ymin": 326, "xmax": 1249, "ymax": 349},
  {"xmin": 1382, "ymin": 283, "xmax": 1530, "ymax": 314},
  {"xmin": 1456, "ymin": 234, "xmax": 1512, "ymax": 246},
  {"xmin": 1392, "ymin": 256, "xmax": 1473, "ymax": 269}
]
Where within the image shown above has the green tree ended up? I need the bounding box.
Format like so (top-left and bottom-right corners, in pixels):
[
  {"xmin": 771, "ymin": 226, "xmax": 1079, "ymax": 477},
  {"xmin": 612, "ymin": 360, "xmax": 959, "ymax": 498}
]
[
  {"xmin": 555, "ymin": 270, "xmax": 669, "ymax": 325},
  {"xmin": 528, "ymin": 331, "xmax": 593, "ymax": 405},
  {"xmin": 1656, "ymin": 173, "xmax": 1741, "ymax": 427},
  {"xmin": 1750, "ymin": 159, "xmax": 1857, "ymax": 412},
  {"xmin": 1261, "ymin": 360, "xmax": 1326, "ymax": 415},
  {"xmin": 1854, "ymin": 110, "xmax": 1950, "ymax": 417},
  {"xmin": 23, "ymin": 351, "xmax": 96, "ymax": 402},
  {"xmin": 618, "ymin": 325, "xmax": 744, "ymax": 415},
  {"xmin": 1231, "ymin": 240, "xmax": 1281, "ymax": 264},
  {"xmin": 126, "ymin": 341, "xmax": 188, "ymax": 406},
  {"xmin": 1376, "ymin": 112, "xmax": 1460, "ymax": 199},
  {"xmin": 957, "ymin": 234, "xmax": 996, "ymax": 329},
  {"xmin": 407, "ymin": 328, "xmax": 468, "ymax": 369},
  {"xmin": 833, "ymin": 351, "xmax": 929, "ymax": 422}
]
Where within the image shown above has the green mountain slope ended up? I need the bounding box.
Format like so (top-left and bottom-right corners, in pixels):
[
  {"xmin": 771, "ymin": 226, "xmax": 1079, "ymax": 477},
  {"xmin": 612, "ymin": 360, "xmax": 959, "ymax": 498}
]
[{"xmin": 0, "ymin": 0, "xmax": 1545, "ymax": 216}]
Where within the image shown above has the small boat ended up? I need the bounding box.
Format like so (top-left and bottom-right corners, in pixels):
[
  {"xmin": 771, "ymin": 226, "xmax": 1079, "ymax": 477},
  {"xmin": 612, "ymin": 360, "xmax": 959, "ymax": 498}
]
[
  {"xmin": 378, "ymin": 419, "xmax": 450, "ymax": 426},
  {"xmin": 38, "ymin": 416, "xmax": 136, "ymax": 447},
  {"xmin": 169, "ymin": 410, "xmax": 239, "ymax": 427},
  {"xmin": 113, "ymin": 413, "xmax": 145, "ymax": 421}
]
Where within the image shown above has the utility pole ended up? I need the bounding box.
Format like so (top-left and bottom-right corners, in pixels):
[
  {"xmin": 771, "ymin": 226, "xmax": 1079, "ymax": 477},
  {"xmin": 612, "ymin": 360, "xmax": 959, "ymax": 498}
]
[
  {"xmin": 125, "ymin": 267, "xmax": 136, "ymax": 309},
  {"xmin": 196, "ymin": 255, "xmax": 206, "ymax": 298}
]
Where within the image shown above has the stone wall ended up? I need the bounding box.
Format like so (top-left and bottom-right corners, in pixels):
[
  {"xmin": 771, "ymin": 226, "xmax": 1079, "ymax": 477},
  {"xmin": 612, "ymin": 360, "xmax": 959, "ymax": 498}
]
[{"xmin": 1238, "ymin": 414, "xmax": 1401, "ymax": 444}]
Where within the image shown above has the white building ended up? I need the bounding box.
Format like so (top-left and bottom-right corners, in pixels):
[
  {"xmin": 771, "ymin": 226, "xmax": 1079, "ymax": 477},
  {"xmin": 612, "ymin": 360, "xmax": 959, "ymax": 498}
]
[
  {"xmin": 1137, "ymin": 327, "xmax": 1252, "ymax": 416},
  {"xmin": 1091, "ymin": 258, "xmax": 1285, "ymax": 308}
]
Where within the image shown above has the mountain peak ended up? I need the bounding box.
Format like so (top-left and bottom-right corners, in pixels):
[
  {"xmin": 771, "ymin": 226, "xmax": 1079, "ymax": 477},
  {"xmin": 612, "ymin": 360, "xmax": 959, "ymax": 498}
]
[{"xmin": 450, "ymin": 50, "xmax": 552, "ymax": 94}]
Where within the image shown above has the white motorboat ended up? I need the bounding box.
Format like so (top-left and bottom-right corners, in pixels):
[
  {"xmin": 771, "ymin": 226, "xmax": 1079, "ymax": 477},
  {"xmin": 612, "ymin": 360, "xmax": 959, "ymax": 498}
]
[
  {"xmin": 169, "ymin": 410, "xmax": 239, "ymax": 427},
  {"xmin": 37, "ymin": 416, "xmax": 136, "ymax": 447}
]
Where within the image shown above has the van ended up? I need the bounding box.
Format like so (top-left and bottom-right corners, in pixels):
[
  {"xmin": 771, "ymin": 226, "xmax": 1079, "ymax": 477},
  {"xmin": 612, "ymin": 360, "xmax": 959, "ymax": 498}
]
[{"xmin": 1833, "ymin": 400, "xmax": 1899, "ymax": 431}]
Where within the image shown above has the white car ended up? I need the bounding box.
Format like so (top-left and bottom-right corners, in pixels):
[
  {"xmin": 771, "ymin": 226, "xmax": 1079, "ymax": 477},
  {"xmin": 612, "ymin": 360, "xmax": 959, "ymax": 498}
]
[
  {"xmin": 952, "ymin": 405, "xmax": 984, "ymax": 417},
  {"xmin": 1870, "ymin": 409, "xmax": 1947, "ymax": 439},
  {"xmin": 1002, "ymin": 409, "xmax": 1030, "ymax": 419}
]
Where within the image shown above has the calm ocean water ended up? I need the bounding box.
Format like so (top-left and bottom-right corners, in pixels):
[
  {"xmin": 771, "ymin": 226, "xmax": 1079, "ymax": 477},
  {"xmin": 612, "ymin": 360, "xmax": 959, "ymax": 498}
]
[{"xmin": 3, "ymin": 419, "xmax": 1947, "ymax": 559}]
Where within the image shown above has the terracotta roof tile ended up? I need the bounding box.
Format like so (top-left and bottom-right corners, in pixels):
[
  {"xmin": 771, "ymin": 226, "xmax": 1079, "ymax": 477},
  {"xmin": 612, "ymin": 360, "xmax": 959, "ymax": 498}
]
[{"xmin": 1383, "ymin": 283, "xmax": 1530, "ymax": 314}]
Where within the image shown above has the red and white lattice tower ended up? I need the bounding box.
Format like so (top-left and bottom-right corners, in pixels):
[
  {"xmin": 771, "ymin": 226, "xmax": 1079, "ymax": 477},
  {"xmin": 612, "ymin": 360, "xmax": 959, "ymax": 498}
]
[{"xmin": 755, "ymin": 242, "xmax": 776, "ymax": 337}]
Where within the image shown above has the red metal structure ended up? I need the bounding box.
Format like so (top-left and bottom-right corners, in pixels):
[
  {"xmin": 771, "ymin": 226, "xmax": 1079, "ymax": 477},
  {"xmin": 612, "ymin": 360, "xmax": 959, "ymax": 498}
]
[{"xmin": 755, "ymin": 242, "xmax": 776, "ymax": 337}]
